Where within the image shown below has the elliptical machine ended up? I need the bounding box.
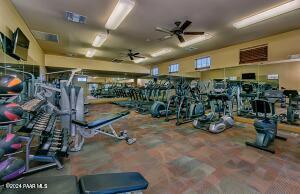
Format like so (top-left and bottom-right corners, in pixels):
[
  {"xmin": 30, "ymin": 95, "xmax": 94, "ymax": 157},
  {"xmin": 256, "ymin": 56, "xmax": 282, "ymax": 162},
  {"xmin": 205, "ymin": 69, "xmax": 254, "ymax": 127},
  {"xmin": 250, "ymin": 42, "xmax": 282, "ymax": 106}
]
[
  {"xmin": 193, "ymin": 93, "xmax": 234, "ymax": 133},
  {"xmin": 193, "ymin": 80, "xmax": 234, "ymax": 133},
  {"xmin": 245, "ymin": 97, "xmax": 287, "ymax": 154}
]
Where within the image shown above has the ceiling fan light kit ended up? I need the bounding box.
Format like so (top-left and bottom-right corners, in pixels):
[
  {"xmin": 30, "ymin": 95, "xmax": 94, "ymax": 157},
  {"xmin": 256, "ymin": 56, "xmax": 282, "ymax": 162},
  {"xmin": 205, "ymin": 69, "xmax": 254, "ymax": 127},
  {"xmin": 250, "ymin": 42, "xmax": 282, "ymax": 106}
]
[
  {"xmin": 105, "ymin": 0, "xmax": 135, "ymax": 30},
  {"xmin": 233, "ymin": 0, "xmax": 300, "ymax": 29}
]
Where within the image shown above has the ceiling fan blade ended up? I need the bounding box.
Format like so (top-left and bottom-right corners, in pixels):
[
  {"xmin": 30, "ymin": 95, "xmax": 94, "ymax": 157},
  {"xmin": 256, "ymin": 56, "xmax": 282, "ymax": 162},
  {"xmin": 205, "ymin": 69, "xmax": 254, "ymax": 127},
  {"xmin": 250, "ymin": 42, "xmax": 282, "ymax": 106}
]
[
  {"xmin": 133, "ymin": 52, "xmax": 140, "ymax": 56},
  {"xmin": 129, "ymin": 56, "xmax": 134, "ymax": 60},
  {"xmin": 180, "ymin": 20, "xmax": 192, "ymax": 31},
  {"xmin": 177, "ymin": 35, "xmax": 185, "ymax": 43},
  {"xmin": 134, "ymin": 56, "xmax": 145, "ymax": 59},
  {"xmin": 155, "ymin": 27, "xmax": 173, "ymax": 35},
  {"xmin": 184, "ymin": 31, "xmax": 205, "ymax": 35},
  {"xmin": 159, "ymin": 35, "xmax": 173, "ymax": 41}
]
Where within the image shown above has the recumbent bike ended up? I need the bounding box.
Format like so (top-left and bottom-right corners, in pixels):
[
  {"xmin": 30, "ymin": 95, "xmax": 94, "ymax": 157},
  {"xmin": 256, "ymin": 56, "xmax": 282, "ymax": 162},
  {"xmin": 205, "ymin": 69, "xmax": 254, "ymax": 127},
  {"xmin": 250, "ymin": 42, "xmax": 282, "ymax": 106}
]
[{"xmin": 245, "ymin": 96, "xmax": 287, "ymax": 154}]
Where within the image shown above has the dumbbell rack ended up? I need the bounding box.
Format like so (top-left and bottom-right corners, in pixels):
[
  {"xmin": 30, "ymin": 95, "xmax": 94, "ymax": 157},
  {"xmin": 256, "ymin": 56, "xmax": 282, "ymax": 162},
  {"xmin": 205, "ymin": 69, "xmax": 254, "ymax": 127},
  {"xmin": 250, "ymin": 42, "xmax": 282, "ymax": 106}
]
[
  {"xmin": 17, "ymin": 98, "xmax": 69, "ymax": 174},
  {"xmin": 20, "ymin": 98, "xmax": 46, "ymax": 113},
  {"xmin": 19, "ymin": 111, "xmax": 57, "ymax": 136},
  {"xmin": 38, "ymin": 128, "xmax": 69, "ymax": 157}
]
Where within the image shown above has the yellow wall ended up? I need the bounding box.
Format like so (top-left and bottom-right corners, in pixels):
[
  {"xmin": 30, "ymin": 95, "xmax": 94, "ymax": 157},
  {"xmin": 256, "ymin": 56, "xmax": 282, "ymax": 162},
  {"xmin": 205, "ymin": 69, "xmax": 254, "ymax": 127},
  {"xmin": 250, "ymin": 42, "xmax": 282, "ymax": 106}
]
[
  {"xmin": 155, "ymin": 29, "xmax": 300, "ymax": 89},
  {"xmin": 45, "ymin": 54, "xmax": 150, "ymax": 74},
  {"xmin": 88, "ymin": 77, "xmax": 112, "ymax": 83},
  {"xmin": 0, "ymin": 0, "xmax": 44, "ymax": 65}
]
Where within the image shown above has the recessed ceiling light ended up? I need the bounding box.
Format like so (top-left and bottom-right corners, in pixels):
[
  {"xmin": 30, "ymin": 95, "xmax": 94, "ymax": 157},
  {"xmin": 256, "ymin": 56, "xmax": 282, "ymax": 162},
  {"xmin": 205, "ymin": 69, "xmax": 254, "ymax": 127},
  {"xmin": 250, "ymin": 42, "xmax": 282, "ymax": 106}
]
[
  {"xmin": 178, "ymin": 33, "xmax": 212, "ymax": 47},
  {"xmin": 150, "ymin": 48, "xmax": 173, "ymax": 57},
  {"xmin": 134, "ymin": 57, "xmax": 148, "ymax": 63},
  {"xmin": 86, "ymin": 49, "xmax": 96, "ymax": 58},
  {"xmin": 233, "ymin": 0, "xmax": 300, "ymax": 29},
  {"xmin": 105, "ymin": 0, "xmax": 135, "ymax": 30},
  {"xmin": 92, "ymin": 33, "xmax": 108, "ymax": 47}
]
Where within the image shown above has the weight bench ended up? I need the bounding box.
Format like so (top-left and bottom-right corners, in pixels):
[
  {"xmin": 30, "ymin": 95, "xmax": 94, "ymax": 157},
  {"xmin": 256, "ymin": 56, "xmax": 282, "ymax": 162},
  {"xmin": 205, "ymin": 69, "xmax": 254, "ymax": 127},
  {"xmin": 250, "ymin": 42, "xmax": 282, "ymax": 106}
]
[
  {"xmin": 1, "ymin": 172, "xmax": 148, "ymax": 194},
  {"xmin": 71, "ymin": 111, "xmax": 136, "ymax": 151}
]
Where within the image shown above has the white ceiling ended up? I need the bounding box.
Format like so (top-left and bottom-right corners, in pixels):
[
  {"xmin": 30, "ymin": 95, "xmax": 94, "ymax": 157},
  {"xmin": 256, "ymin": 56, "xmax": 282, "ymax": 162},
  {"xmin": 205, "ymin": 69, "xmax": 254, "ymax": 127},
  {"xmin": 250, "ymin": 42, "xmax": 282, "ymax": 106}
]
[{"xmin": 12, "ymin": 0, "xmax": 300, "ymax": 65}]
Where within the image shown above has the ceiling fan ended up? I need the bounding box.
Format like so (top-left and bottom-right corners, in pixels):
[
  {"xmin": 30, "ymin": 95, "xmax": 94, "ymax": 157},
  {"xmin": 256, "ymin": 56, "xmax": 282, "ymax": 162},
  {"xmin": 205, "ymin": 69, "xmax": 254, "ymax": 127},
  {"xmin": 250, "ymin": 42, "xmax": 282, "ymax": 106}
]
[
  {"xmin": 124, "ymin": 49, "xmax": 145, "ymax": 61},
  {"xmin": 156, "ymin": 20, "xmax": 204, "ymax": 43}
]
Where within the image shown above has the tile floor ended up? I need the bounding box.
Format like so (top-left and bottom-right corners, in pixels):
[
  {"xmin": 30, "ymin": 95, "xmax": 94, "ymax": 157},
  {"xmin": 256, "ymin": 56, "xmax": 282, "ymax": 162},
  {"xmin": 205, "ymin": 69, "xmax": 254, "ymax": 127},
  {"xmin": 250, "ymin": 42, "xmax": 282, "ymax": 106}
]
[{"xmin": 32, "ymin": 104, "xmax": 300, "ymax": 194}]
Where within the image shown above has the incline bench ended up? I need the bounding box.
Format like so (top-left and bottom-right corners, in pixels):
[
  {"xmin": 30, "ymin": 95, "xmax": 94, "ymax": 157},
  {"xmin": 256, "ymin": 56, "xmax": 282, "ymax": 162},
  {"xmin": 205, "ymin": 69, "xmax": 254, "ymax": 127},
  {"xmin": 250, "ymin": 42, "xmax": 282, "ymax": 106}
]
[
  {"xmin": 71, "ymin": 111, "xmax": 136, "ymax": 151},
  {"xmin": 1, "ymin": 172, "xmax": 148, "ymax": 194}
]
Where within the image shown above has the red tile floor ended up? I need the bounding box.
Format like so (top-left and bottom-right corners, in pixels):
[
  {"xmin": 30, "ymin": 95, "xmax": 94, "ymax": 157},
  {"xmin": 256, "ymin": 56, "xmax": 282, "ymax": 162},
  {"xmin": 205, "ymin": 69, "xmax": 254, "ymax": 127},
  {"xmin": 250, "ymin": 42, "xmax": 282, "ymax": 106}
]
[{"xmin": 32, "ymin": 104, "xmax": 300, "ymax": 194}]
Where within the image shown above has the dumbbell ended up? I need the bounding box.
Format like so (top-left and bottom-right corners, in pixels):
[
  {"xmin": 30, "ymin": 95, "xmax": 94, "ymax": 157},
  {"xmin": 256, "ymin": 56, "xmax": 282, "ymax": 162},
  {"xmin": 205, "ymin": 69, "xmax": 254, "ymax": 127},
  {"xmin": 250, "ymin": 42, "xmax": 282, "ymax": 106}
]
[
  {"xmin": 51, "ymin": 142, "xmax": 62, "ymax": 147},
  {"xmin": 53, "ymin": 135, "xmax": 63, "ymax": 139},
  {"xmin": 33, "ymin": 126, "xmax": 45, "ymax": 131},
  {"xmin": 52, "ymin": 137, "xmax": 62, "ymax": 141},
  {"xmin": 54, "ymin": 129, "xmax": 62, "ymax": 132}
]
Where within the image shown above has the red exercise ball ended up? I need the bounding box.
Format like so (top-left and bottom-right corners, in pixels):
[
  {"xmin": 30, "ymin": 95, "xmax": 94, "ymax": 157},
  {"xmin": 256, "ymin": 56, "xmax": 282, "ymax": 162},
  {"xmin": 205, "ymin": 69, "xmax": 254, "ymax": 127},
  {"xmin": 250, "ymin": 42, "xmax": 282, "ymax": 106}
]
[
  {"xmin": 0, "ymin": 75, "xmax": 23, "ymax": 94},
  {"xmin": 0, "ymin": 103, "xmax": 23, "ymax": 123}
]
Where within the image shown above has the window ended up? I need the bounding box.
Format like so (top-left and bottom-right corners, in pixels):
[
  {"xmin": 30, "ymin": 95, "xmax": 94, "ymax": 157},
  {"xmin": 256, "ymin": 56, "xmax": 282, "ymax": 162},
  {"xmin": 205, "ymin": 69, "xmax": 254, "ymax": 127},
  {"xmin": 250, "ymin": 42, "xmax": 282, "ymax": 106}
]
[
  {"xmin": 240, "ymin": 44, "xmax": 268, "ymax": 64},
  {"xmin": 169, "ymin": 64, "xmax": 179, "ymax": 73},
  {"xmin": 195, "ymin": 57, "xmax": 211, "ymax": 70},
  {"xmin": 152, "ymin": 67, "xmax": 159, "ymax": 76}
]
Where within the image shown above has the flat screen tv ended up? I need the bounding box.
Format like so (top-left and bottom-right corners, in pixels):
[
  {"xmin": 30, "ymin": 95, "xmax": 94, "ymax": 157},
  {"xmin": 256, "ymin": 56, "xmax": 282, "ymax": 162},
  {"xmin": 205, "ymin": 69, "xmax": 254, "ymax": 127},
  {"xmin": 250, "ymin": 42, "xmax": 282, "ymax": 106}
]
[
  {"xmin": 12, "ymin": 28, "xmax": 30, "ymax": 61},
  {"xmin": 0, "ymin": 32, "xmax": 13, "ymax": 55},
  {"xmin": 242, "ymin": 73, "xmax": 256, "ymax": 80}
]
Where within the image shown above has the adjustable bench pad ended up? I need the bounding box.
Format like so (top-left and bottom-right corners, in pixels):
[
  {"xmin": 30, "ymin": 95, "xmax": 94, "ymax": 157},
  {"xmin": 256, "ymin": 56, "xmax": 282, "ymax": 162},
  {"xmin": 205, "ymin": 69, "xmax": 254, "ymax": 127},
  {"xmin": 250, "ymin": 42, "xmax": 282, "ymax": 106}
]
[
  {"xmin": 80, "ymin": 172, "xmax": 148, "ymax": 194},
  {"xmin": 72, "ymin": 111, "xmax": 130, "ymax": 129}
]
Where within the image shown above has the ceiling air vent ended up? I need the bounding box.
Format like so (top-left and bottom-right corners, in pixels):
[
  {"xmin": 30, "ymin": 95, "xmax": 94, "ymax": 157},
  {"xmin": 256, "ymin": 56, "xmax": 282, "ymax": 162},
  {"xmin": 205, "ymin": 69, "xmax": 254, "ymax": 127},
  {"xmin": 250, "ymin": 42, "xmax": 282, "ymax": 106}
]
[
  {"xmin": 32, "ymin": 30, "xmax": 59, "ymax": 43},
  {"xmin": 112, "ymin": 58, "xmax": 124, "ymax": 63},
  {"xmin": 65, "ymin": 11, "xmax": 87, "ymax": 24}
]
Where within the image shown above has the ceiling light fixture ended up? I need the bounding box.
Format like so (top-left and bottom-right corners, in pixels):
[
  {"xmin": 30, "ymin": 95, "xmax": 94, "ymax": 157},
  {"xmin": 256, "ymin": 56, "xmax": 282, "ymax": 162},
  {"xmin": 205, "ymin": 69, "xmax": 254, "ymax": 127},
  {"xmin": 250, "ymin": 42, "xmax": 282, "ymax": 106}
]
[
  {"xmin": 134, "ymin": 57, "xmax": 148, "ymax": 63},
  {"xmin": 105, "ymin": 0, "xmax": 135, "ymax": 30},
  {"xmin": 92, "ymin": 33, "xmax": 108, "ymax": 47},
  {"xmin": 178, "ymin": 33, "xmax": 212, "ymax": 47},
  {"xmin": 150, "ymin": 48, "xmax": 173, "ymax": 57},
  {"xmin": 233, "ymin": 0, "xmax": 300, "ymax": 29},
  {"xmin": 85, "ymin": 49, "xmax": 96, "ymax": 58}
]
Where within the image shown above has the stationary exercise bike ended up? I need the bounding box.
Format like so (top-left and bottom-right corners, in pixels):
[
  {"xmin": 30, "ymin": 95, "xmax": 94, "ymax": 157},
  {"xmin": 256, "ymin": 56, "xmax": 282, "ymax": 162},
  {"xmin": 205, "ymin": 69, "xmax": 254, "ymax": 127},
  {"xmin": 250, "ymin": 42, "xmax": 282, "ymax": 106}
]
[{"xmin": 245, "ymin": 98, "xmax": 287, "ymax": 154}]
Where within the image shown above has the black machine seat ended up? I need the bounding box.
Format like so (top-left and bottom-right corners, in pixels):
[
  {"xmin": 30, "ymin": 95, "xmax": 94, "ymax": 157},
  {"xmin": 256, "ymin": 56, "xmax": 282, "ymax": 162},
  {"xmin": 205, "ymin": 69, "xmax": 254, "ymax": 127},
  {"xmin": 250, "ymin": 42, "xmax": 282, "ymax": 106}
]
[
  {"xmin": 242, "ymin": 83, "xmax": 253, "ymax": 94},
  {"xmin": 283, "ymin": 90, "xmax": 299, "ymax": 98},
  {"xmin": 1, "ymin": 175, "xmax": 80, "ymax": 194},
  {"xmin": 208, "ymin": 93, "xmax": 230, "ymax": 101},
  {"xmin": 251, "ymin": 99, "xmax": 272, "ymax": 115},
  {"xmin": 80, "ymin": 172, "xmax": 149, "ymax": 194},
  {"xmin": 72, "ymin": 111, "xmax": 130, "ymax": 129},
  {"xmin": 283, "ymin": 90, "xmax": 300, "ymax": 103}
]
